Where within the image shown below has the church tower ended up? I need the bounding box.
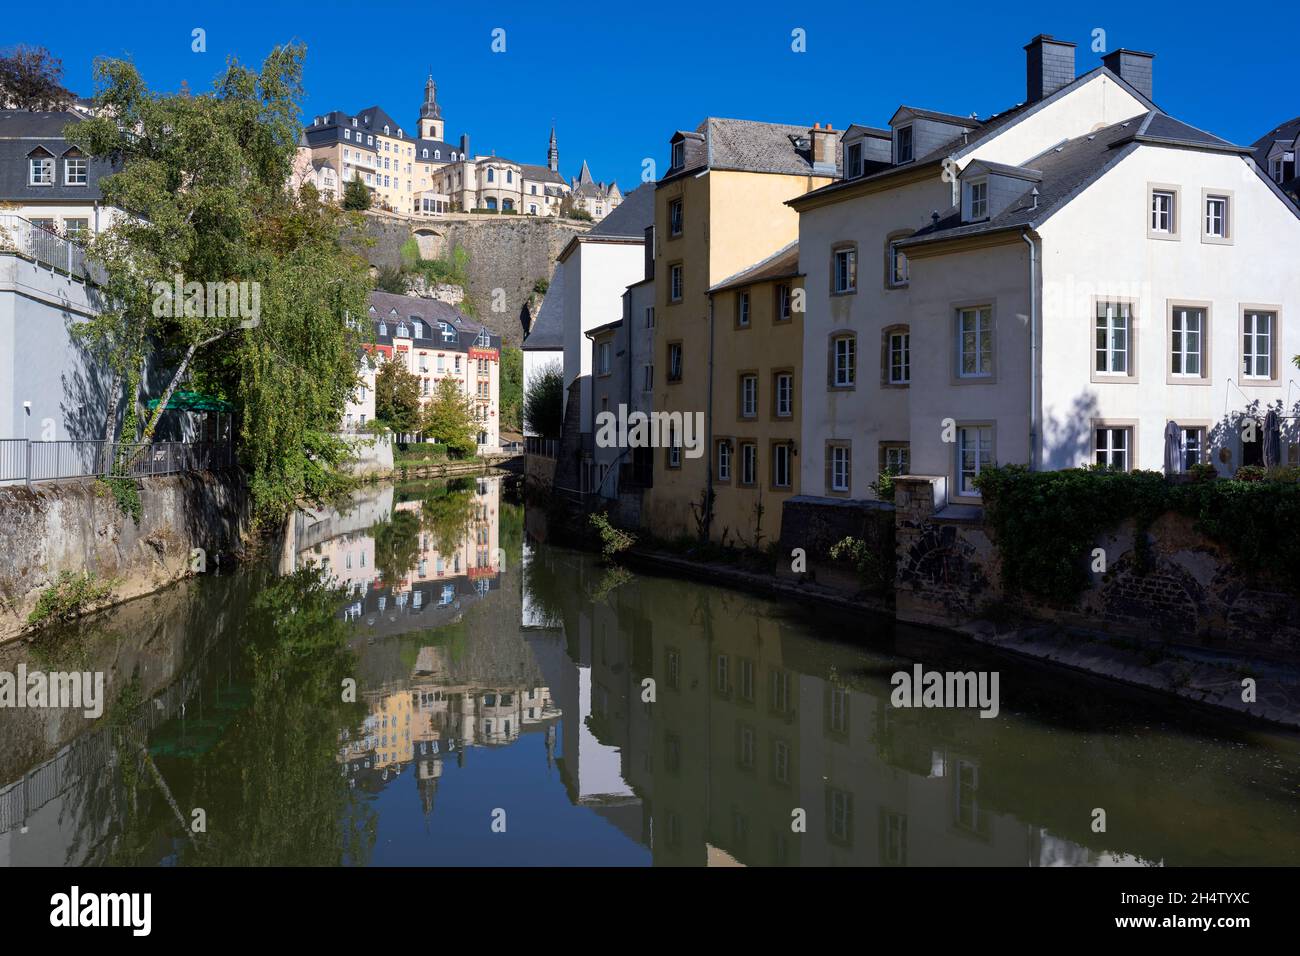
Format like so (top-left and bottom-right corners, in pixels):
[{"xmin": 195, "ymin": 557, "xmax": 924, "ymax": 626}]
[
  {"xmin": 419, "ymin": 74, "xmax": 445, "ymax": 142},
  {"xmin": 547, "ymin": 126, "xmax": 559, "ymax": 173}
]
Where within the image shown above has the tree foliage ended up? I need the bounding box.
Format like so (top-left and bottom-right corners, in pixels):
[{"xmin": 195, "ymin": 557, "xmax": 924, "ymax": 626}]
[
  {"xmin": 524, "ymin": 359, "xmax": 564, "ymax": 439},
  {"xmin": 343, "ymin": 173, "xmax": 371, "ymax": 210},
  {"xmin": 70, "ymin": 45, "xmax": 370, "ymax": 525},
  {"xmin": 499, "ymin": 346, "xmax": 522, "ymax": 433},
  {"xmin": 0, "ymin": 44, "xmax": 73, "ymax": 110},
  {"xmin": 422, "ymin": 377, "xmax": 478, "ymax": 457},
  {"xmin": 374, "ymin": 356, "xmax": 422, "ymax": 434}
]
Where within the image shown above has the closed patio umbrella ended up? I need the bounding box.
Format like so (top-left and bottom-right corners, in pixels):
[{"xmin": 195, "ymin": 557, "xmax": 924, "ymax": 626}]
[
  {"xmin": 1163, "ymin": 420, "xmax": 1182, "ymax": 476},
  {"xmin": 1263, "ymin": 409, "xmax": 1281, "ymax": 468}
]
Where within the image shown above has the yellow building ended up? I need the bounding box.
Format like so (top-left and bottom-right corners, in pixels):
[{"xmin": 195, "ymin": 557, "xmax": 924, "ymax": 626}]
[
  {"xmin": 644, "ymin": 119, "xmax": 837, "ymax": 540},
  {"xmin": 705, "ymin": 242, "xmax": 803, "ymax": 546}
]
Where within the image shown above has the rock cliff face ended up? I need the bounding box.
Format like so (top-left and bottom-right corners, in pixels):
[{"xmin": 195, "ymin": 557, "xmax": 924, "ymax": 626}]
[{"xmin": 358, "ymin": 213, "xmax": 589, "ymax": 347}]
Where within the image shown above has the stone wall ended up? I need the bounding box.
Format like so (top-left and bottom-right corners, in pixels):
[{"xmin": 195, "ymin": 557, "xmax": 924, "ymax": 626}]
[
  {"xmin": 778, "ymin": 494, "xmax": 895, "ymax": 561},
  {"xmin": 358, "ymin": 212, "xmax": 589, "ymax": 347},
  {"xmin": 892, "ymin": 476, "xmax": 1300, "ymax": 661},
  {"xmin": 0, "ymin": 473, "xmax": 248, "ymax": 642}
]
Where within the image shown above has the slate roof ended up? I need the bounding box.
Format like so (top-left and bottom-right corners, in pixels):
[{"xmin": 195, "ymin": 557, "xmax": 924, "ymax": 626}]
[
  {"xmin": 586, "ymin": 182, "xmax": 654, "ymax": 239},
  {"xmin": 520, "ymin": 163, "xmax": 566, "ymax": 185},
  {"xmin": 708, "ymin": 241, "xmax": 800, "ymax": 294},
  {"xmin": 663, "ymin": 117, "xmax": 842, "ymax": 181},
  {"xmin": 521, "ymin": 292, "xmax": 563, "ymax": 351},
  {"xmin": 0, "ymin": 109, "xmax": 116, "ymax": 202},
  {"xmin": 792, "ymin": 64, "xmax": 1158, "ymax": 208},
  {"xmin": 303, "ymin": 108, "xmax": 459, "ymax": 158},
  {"xmin": 1251, "ymin": 115, "xmax": 1300, "ymax": 165},
  {"xmin": 896, "ymin": 110, "xmax": 1249, "ymax": 250},
  {"xmin": 366, "ymin": 291, "xmax": 499, "ymax": 352}
]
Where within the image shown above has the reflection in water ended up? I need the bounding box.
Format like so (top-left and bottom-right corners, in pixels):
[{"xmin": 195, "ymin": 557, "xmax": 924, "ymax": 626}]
[{"xmin": 1, "ymin": 474, "xmax": 1298, "ymax": 866}]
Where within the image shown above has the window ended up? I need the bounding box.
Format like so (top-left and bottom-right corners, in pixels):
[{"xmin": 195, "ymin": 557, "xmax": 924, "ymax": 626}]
[
  {"xmin": 671, "ymin": 141, "xmax": 685, "ymax": 169},
  {"xmin": 739, "ymin": 374, "xmax": 757, "ymax": 418},
  {"xmin": 716, "ymin": 440, "xmax": 731, "ymax": 482},
  {"xmin": 1149, "ymin": 186, "xmax": 1178, "ymax": 237},
  {"xmin": 831, "ymin": 334, "xmax": 856, "ymax": 388},
  {"xmin": 29, "ymin": 154, "xmax": 53, "ymax": 185},
  {"xmin": 1179, "ymin": 426, "xmax": 1205, "ymax": 472},
  {"xmin": 1204, "ymin": 193, "xmax": 1230, "ymax": 240},
  {"xmin": 645, "ymin": 306, "xmax": 655, "ymax": 328},
  {"xmin": 642, "ymin": 363, "xmax": 653, "ymax": 390},
  {"xmin": 669, "ymin": 198, "xmax": 683, "ymax": 236},
  {"xmin": 667, "ymin": 342, "xmax": 683, "ymax": 382},
  {"xmin": 846, "ymin": 141, "xmax": 863, "ymax": 178},
  {"xmin": 442, "ymin": 322, "xmax": 457, "ymax": 342},
  {"xmin": 670, "ymin": 263, "xmax": 683, "ymax": 302},
  {"xmin": 667, "ymin": 422, "xmax": 682, "ymax": 469},
  {"xmin": 487, "ymin": 168, "xmax": 495, "ymax": 183},
  {"xmin": 827, "ymin": 443, "xmax": 851, "ymax": 493},
  {"xmin": 880, "ymin": 442, "xmax": 910, "ymax": 475},
  {"xmin": 1242, "ymin": 310, "xmax": 1276, "ymax": 380},
  {"xmin": 1170, "ymin": 306, "xmax": 1205, "ymax": 378},
  {"xmin": 772, "ymin": 442, "xmax": 791, "ymax": 489},
  {"xmin": 774, "ymin": 372, "xmax": 793, "ymax": 418},
  {"xmin": 378, "ymin": 321, "xmax": 388, "ymax": 337},
  {"xmin": 968, "ymin": 180, "xmax": 988, "ymax": 220},
  {"xmin": 887, "ymin": 240, "xmax": 909, "ymax": 288},
  {"xmin": 739, "ymin": 442, "xmax": 757, "ymax": 486},
  {"xmin": 597, "ymin": 341, "xmax": 612, "ymax": 375},
  {"xmin": 775, "ymin": 284, "xmax": 792, "ymax": 321},
  {"xmin": 957, "ymin": 425, "xmax": 993, "ymax": 495},
  {"xmin": 64, "ymin": 155, "xmax": 88, "ymax": 186},
  {"xmin": 956, "ymin": 306, "xmax": 993, "ymax": 378},
  {"xmin": 1094, "ymin": 300, "xmax": 1132, "ymax": 377},
  {"xmin": 506, "ymin": 170, "xmax": 513, "ymax": 183},
  {"xmin": 63, "ymin": 218, "xmax": 89, "ymax": 240},
  {"xmin": 827, "ymin": 787, "xmax": 853, "ymax": 845},
  {"xmin": 736, "ymin": 291, "xmax": 750, "ymax": 328},
  {"xmin": 832, "ymin": 246, "xmax": 857, "ymax": 294},
  {"xmin": 887, "ymin": 330, "xmax": 910, "ymax": 385},
  {"xmin": 1094, "ymin": 425, "xmax": 1132, "ymax": 471},
  {"xmin": 895, "ymin": 125, "xmax": 913, "ymax": 163}
]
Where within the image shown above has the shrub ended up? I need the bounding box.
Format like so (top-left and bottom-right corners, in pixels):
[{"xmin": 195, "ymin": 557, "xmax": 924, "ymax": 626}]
[
  {"xmin": 590, "ymin": 512, "xmax": 635, "ymax": 561},
  {"xmin": 829, "ymin": 536, "xmax": 890, "ymax": 593},
  {"xmin": 27, "ymin": 571, "xmax": 114, "ymax": 627},
  {"xmin": 871, "ymin": 467, "xmax": 900, "ymax": 502}
]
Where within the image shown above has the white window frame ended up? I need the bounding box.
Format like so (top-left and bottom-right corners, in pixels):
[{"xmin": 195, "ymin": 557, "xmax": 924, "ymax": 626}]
[
  {"xmin": 1170, "ymin": 306, "xmax": 1205, "ymax": 378},
  {"xmin": 968, "ymin": 179, "xmax": 988, "ymax": 220},
  {"xmin": 716, "ymin": 440, "xmax": 731, "ymax": 481},
  {"xmin": 956, "ymin": 306, "xmax": 993, "ymax": 379},
  {"xmin": 888, "ymin": 331, "xmax": 910, "ymax": 384},
  {"xmin": 1094, "ymin": 300, "xmax": 1131, "ymax": 376},
  {"xmin": 740, "ymin": 374, "xmax": 757, "ymax": 418},
  {"xmin": 1242, "ymin": 310, "xmax": 1275, "ymax": 380},
  {"xmin": 668, "ymin": 342, "xmax": 682, "ymax": 381},
  {"xmin": 773, "ymin": 443, "xmax": 791, "ymax": 489},
  {"xmin": 833, "ymin": 335, "xmax": 856, "ymax": 388},
  {"xmin": 669, "ymin": 198, "xmax": 683, "ymax": 236},
  {"xmin": 737, "ymin": 291, "xmax": 750, "ymax": 327},
  {"xmin": 29, "ymin": 156, "xmax": 53, "ymax": 186},
  {"xmin": 830, "ymin": 445, "xmax": 850, "ymax": 492},
  {"xmin": 832, "ymin": 247, "xmax": 857, "ymax": 294},
  {"xmin": 740, "ymin": 443, "xmax": 757, "ymax": 486},
  {"xmin": 64, "ymin": 155, "xmax": 88, "ymax": 186},
  {"xmin": 1204, "ymin": 194, "xmax": 1228, "ymax": 239},
  {"xmin": 895, "ymin": 125, "xmax": 913, "ymax": 164},
  {"xmin": 888, "ymin": 240, "xmax": 909, "ymax": 288},
  {"xmin": 1094, "ymin": 425, "xmax": 1132, "ymax": 471},
  {"xmin": 670, "ymin": 264, "xmax": 683, "ymax": 302},
  {"xmin": 775, "ymin": 372, "xmax": 793, "ymax": 418},
  {"xmin": 956, "ymin": 425, "xmax": 993, "ymax": 496}
]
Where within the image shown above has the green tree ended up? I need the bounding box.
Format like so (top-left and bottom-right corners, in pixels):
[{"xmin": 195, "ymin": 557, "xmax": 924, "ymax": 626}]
[
  {"xmin": 524, "ymin": 359, "xmax": 564, "ymax": 439},
  {"xmin": 70, "ymin": 46, "xmax": 370, "ymax": 524},
  {"xmin": 422, "ymin": 377, "xmax": 478, "ymax": 457},
  {"xmin": 499, "ymin": 346, "xmax": 522, "ymax": 433},
  {"xmin": 0, "ymin": 45, "xmax": 72, "ymax": 110},
  {"xmin": 374, "ymin": 265, "xmax": 407, "ymax": 293},
  {"xmin": 343, "ymin": 172, "xmax": 371, "ymax": 210},
  {"xmin": 374, "ymin": 357, "xmax": 422, "ymax": 434}
]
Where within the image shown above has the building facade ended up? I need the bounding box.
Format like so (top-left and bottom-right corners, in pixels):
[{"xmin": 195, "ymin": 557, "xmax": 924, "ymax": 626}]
[{"xmin": 345, "ymin": 291, "xmax": 501, "ymax": 451}]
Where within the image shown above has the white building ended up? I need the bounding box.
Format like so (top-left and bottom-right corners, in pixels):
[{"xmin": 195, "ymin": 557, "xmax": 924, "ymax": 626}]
[{"xmin": 794, "ymin": 34, "xmax": 1300, "ymax": 508}]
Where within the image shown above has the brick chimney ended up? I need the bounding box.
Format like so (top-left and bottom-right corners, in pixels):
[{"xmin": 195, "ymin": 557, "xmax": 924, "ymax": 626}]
[
  {"xmin": 1102, "ymin": 49, "xmax": 1155, "ymax": 102},
  {"xmin": 810, "ymin": 122, "xmax": 837, "ymax": 175},
  {"xmin": 1024, "ymin": 34, "xmax": 1076, "ymax": 102}
]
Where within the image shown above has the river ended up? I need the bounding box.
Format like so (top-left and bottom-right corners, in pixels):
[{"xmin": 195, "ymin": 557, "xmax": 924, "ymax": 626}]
[{"xmin": 0, "ymin": 476, "xmax": 1296, "ymax": 866}]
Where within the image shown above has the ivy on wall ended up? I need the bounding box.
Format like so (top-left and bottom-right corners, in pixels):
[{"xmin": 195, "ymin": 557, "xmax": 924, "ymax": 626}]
[{"xmin": 975, "ymin": 465, "xmax": 1300, "ymax": 602}]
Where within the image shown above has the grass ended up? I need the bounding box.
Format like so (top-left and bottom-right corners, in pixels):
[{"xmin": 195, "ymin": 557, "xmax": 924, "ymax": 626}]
[{"xmin": 27, "ymin": 570, "xmax": 115, "ymax": 628}]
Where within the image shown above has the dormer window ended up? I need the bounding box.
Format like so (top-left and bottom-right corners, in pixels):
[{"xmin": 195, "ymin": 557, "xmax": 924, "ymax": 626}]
[
  {"xmin": 63, "ymin": 149, "xmax": 87, "ymax": 186},
  {"xmin": 895, "ymin": 126, "xmax": 913, "ymax": 164},
  {"xmin": 351, "ymin": 118, "xmax": 358, "ymax": 127},
  {"xmin": 442, "ymin": 322, "xmax": 457, "ymax": 342},
  {"xmin": 476, "ymin": 329, "xmax": 490, "ymax": 347},
  {"xmin": 846, "ymin": 141, "xmax": 863, "ymax": 178},
  {"xmin": 378, "ymin": 321, "xmax": 388, "ymax": 336},
  {"xmin": 28, "ymin": 149, "xmax": 54, "ymax": 185},
  {"xmin": 396, "ymin": 323, "xmax": 409, "ymax": 338},
  {"xmin": 672, "ymin": 141, "xmax": 685, "ymax": 170},
  {"xmin": 384, "ymin": 125, "xmax": 390, "ymax": 135},
  {"xmin": 412, "ymin": 319, "xmax": 423, "ymax": 338},
  {"xmin": 344, "ymin": 129, "xmax": 351, "ymax": 140},
  {"xmin": 968, "ymin": 180, "xmax": 989, "ymax": 221}
]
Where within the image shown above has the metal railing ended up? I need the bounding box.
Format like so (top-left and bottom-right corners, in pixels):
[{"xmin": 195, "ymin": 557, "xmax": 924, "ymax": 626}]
[
  {"xmin": 0, "ymin": 439, "xmax": 235, "ymax": 487},
  {"xmin": 525, "ymin": 436, "xmax": 558, "ymax": 458},
  {"xmin": 0, "ymin": 213, "xmax": 96, "ymax": 282}
]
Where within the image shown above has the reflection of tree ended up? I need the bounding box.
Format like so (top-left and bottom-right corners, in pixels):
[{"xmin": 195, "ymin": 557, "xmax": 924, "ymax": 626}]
[
  {"xmin": 372, "ymin": 509, "xmax": 423, "ymax": 585},
  {"xmin": 121, "ymin": 567, "xmax": 375, "ymax": 866},
  {"xmin": 420, "ymin": 478, "xmax": 477, "ymax": 555},
  {"xmin": 521, "ymin": 537, "xmax": 569, "ymax": 628}
]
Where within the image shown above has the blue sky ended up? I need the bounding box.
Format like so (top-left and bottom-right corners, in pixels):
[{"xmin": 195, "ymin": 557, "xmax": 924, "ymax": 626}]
[{"xmin": 12, "ymin": 0, "xmax": 1296, "ymax": 188}]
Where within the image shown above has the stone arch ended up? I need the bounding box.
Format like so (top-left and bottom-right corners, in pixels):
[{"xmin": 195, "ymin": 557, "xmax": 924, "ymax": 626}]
[{"xmin": 411, "ymin": 227, "xmax": 442, "ymax": 259}]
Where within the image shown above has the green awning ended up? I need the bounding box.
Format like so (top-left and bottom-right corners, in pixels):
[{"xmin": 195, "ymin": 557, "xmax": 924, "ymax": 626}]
[{"xmin": 146, "ymin": 390, "xmax": 234, "ymax": 413}]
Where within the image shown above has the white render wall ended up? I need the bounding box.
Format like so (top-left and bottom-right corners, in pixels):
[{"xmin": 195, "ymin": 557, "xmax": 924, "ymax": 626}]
[
  {"xmin": 1038, "ymin": 145, "xmax": 1300, "ymax": 472},
  {"xmin": 560, "ymin": 239, "xmax": 645, "ymax": 435}
]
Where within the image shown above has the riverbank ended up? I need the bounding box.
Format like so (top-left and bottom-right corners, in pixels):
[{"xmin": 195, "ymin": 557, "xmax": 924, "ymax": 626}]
[
  {"xmin": 0, "ymin": 472, "xmax": 249, "ymax": 644},
  {"xmin": 608, "ymin": 541, "xmax": 1300, "ymax": 731},
  {"xmin": 363, "ymin": 453, "xmax": 521, "ymax": 483}
]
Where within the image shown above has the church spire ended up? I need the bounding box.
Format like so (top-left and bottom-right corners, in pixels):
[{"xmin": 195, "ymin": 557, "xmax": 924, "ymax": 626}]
[{"xmin": 547, "ymin": 125, "xmax": 559, "ymax": 173}]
